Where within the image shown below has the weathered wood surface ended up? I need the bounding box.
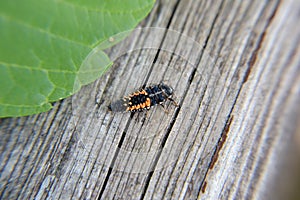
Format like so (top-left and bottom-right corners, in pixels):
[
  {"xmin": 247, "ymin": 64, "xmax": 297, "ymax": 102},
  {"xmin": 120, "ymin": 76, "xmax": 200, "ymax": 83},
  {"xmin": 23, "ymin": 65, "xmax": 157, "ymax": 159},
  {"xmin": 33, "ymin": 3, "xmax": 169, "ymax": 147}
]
[{"xmin": 1, "ymin": 0, "xmax": 299, "ymax": 199}]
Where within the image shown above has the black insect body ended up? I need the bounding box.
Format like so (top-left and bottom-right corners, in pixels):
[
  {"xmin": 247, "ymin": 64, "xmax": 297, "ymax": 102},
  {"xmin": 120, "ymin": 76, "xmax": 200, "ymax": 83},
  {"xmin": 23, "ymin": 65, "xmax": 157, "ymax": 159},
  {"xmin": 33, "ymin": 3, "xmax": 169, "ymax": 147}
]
[{"xmin": 108, "ymin": 83, "xmax": 178, "ymax": 113}]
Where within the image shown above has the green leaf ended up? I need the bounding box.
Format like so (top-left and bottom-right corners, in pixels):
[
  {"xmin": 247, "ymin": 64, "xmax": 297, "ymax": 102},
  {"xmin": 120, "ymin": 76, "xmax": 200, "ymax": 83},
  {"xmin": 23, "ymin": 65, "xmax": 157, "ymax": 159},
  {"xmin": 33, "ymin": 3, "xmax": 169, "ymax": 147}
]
[{"xmin": 0, "ymin": 0, "xmax": 155, "ymax": 117}]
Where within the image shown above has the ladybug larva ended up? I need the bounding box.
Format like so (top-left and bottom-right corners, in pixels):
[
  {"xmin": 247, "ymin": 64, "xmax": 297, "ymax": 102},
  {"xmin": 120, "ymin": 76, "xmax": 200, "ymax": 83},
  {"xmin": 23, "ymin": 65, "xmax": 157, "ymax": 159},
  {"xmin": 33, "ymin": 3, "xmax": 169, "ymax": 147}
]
[{"xmin": 108, "ymin": 83, "xmax": 178, "ymax": 112}]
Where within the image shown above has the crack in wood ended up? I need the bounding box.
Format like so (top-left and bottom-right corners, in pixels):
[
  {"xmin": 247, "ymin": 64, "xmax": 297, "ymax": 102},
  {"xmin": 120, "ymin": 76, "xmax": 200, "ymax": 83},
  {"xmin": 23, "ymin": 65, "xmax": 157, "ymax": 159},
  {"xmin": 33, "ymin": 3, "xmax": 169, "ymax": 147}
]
[
  {"xmin": 209, "ymin": 115, "xmax": 233, "ymax": 170},
  {"xmin": 200, "ymin": 115, "xmax": 233, "ymax": 194},
  {"xmin": 201, "ymin": 181, "xmax": 207, "ymax": 193},
  {"xmin": 244, "ymin": 1, "xmax": 281, "ymax": 83},
  {"xmin": 97, "ymin": 128, "xmax": 129, "ymax": 200}
]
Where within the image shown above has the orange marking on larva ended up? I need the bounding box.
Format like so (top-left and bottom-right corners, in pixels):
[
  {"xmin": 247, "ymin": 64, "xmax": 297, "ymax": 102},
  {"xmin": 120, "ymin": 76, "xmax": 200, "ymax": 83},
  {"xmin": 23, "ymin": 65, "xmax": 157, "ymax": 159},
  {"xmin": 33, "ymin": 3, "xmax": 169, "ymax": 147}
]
[
  {"xmin": 131, "ymin": 105, "xmax": 136, "ymax": 110},
  {"xmin": 140, "ymin": 90, "xmax": 147, "ymax": 95},
  {"xmin": 145, "ymin": 98, "xmax": 151, "ymax": 107},
  {"xmin": 140, "ymin": 103, "xmax": 146, "ymax": 108},
  {"xmin": 136, "ymin": 104, "xmax": 140, "ymax": 109}
]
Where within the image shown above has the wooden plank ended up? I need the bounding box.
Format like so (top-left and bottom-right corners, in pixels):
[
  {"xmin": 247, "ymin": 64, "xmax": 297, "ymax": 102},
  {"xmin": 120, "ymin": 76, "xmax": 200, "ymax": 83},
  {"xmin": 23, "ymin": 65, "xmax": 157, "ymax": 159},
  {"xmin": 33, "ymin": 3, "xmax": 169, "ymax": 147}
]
[{"xmin": 0, "ymin": 0, "xmax": 299, "ymax": 199}]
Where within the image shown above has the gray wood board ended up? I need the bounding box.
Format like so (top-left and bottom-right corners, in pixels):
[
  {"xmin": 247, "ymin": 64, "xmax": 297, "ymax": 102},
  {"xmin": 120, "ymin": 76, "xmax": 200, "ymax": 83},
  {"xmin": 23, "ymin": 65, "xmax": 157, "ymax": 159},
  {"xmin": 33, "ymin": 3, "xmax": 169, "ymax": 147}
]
[{"xmin": 1, "ymin": 0, "xmax": 299, "ymax": 199}]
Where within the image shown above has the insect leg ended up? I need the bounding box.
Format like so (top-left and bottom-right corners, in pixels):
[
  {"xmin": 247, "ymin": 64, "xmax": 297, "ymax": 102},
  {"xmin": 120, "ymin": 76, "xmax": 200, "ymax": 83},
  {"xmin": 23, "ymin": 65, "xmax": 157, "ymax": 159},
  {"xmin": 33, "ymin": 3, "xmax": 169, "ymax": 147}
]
[
  {"xmin": 168, "ymin": 98, "xmax": 179, "ymax": 107},
  {"xmin": 159, "ymin": 103, "xmax": 169, "ymax": 114}
]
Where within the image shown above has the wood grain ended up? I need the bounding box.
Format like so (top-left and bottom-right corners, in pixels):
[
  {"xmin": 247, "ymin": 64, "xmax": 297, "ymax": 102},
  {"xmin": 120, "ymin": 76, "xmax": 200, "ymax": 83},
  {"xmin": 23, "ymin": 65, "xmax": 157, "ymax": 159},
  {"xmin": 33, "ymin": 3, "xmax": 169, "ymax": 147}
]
[{"xmin": 1, "ymin": 0, "xmax": 299, "ymax": 199}]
